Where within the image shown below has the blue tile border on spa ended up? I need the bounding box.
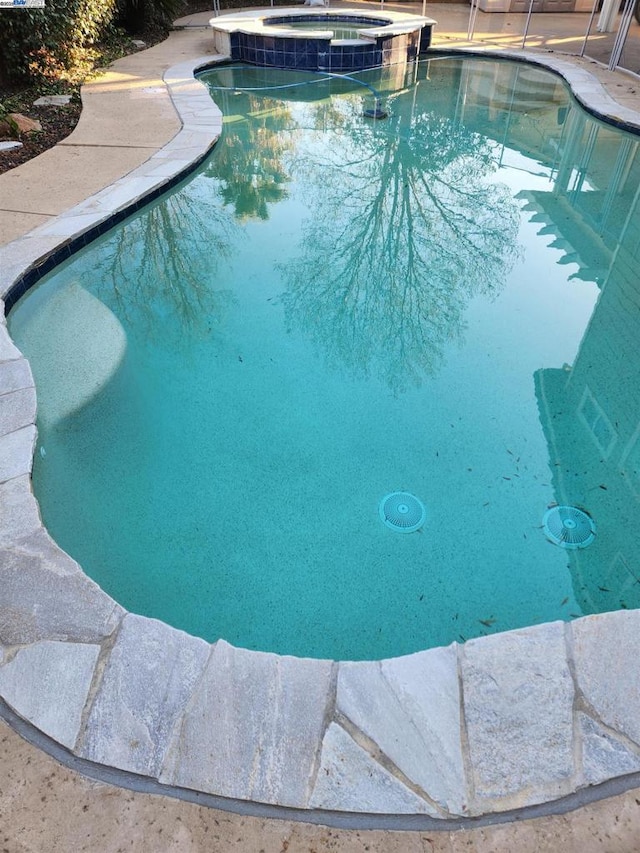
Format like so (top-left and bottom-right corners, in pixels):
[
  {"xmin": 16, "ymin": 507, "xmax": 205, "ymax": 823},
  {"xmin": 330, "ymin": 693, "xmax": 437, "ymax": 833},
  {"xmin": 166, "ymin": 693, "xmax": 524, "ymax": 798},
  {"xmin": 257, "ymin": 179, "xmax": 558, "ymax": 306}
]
[{"xmin": 2, "ymin": 45, "xmax": 640, "ymax": 828}]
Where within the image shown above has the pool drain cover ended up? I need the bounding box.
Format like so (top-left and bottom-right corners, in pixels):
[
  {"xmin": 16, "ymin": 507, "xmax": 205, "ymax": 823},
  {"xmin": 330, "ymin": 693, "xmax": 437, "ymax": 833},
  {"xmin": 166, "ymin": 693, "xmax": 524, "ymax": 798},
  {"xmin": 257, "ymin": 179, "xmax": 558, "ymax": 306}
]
[
  {"xmin": 542, "ymin": 505, "xmax": 596, "ymax": 549},
  {"xmin": 380, "ymin": 492, "xmax": 426, "ymax": 533}
]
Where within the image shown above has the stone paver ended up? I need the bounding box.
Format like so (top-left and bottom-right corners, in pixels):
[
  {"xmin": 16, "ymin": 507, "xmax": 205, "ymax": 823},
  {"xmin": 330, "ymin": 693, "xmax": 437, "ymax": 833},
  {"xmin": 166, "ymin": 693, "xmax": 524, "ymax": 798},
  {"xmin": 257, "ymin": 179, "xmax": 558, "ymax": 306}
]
[
  {"xmin": 0, "ymin": 423, "xmax": 36, "ymax": 483},
  {"xmin": 79, "ymin": 614, "xmax": 210, "ymax": 777},
  {"xmin": 0, "ymin": 357, "xmax": 34, "ymax": 397},
  {"xmin": 310, "ymin": 721, "xmax": 440, "ymax": 814},
  {"xmin": 0, "ymin": 640, "xmax": 100, "ymax": 748},
  {"xmin": 0, "ymin": 386, "xmax": 37, "ymax": 436},
  {"xmin": 0, "ymin": 322, "xmax": 23, "ymax": 362},
  {"xmin": 461, "ymin": 622, "xmax": 575, "ymax": 812},
  {"xmin": 572, "ymin": 610, "xmax": 640, "ymax": 747},
  {"xmin": 0, "ymin": 529, "xmax": 123, "ymax": 645},
  {"xmin": 0, "ymin": 474, "xmax": 41, "ymax": 546},
  {"xmin": 578, "ymin": 713, "xmax": 640, "ymax": 788},
  {"xmin": 161, "ymin": 641, "xmax": 335, "ymax": 807},
  {"xmin": 336, "ymin": 646, "xmax": 466, "ymax": 815}
]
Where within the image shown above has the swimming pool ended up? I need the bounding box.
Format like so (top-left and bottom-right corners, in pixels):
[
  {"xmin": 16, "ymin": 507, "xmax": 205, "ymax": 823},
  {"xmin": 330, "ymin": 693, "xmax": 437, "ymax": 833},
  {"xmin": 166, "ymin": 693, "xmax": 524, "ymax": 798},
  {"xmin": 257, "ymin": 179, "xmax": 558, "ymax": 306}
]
[
  {"xmin": 7, "ymin": 57, "xmax": 640, "ymax": 664},
  {"xmin": 4, "ymin": 48, "xmax": 640, "ymax": 821}
]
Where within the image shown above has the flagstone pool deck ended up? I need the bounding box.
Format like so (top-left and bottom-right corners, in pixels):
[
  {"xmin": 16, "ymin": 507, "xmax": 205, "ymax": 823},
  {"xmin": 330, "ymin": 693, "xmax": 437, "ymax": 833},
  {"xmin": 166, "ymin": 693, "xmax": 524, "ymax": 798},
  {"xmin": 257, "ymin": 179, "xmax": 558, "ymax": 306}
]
[{"xmin": 3, "ymin": 6, "xmax": 640, "ymax": 846}]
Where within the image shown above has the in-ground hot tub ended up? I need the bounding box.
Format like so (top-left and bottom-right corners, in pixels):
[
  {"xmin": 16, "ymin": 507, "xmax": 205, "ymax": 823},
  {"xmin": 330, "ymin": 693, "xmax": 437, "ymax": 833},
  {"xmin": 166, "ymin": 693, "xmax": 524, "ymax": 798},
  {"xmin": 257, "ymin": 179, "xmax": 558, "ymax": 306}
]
[{"xmin": 210, "ymin": 7, "xmax": 436, "ymax": 72}]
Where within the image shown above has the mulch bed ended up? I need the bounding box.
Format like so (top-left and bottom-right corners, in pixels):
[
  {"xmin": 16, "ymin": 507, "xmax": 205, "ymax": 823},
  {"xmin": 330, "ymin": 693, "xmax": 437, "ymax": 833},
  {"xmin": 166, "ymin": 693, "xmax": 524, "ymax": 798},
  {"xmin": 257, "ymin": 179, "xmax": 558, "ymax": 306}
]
[{"xmin": 0, "ymin": 101, "xmax": 82, "ymax": 175}]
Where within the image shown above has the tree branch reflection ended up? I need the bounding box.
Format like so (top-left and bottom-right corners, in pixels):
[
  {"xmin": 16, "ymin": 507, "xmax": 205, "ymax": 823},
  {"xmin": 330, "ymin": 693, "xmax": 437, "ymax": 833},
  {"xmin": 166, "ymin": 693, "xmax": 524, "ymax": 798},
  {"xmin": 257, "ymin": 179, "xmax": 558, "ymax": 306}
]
[
  {"xmin": 91, "ymin": 185, "xmax": 238, "ymax": 344},
  {"xmin": 202, "ymin": 92, "xmax": 296, "ymax": 221},
  {"xmin": 280, "ymin": 95, "xmax": 521, "ymax": 393}
]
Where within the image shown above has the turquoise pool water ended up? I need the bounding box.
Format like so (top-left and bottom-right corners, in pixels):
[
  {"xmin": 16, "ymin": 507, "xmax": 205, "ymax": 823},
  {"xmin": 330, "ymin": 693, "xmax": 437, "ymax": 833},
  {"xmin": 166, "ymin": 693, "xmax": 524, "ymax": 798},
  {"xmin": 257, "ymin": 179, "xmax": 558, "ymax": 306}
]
[
  {"xmin": 265, "ymin": 20, "xmax": 369, "ymax": 39},
  {"xmin": 9, "ymin": 58, "xmax": 640, "ymax": 661}
]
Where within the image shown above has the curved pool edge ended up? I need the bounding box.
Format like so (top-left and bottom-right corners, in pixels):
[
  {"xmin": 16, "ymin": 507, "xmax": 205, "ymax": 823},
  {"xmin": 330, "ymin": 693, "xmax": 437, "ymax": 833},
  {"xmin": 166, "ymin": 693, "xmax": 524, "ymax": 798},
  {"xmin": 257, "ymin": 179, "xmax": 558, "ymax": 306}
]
[
  {"xmin": 432, "ymin": 45, "xmax": 640, "ymax": 132},
  {"xmin": 2, "ymin": 48, "xmax": 640, "ymax": 825}
]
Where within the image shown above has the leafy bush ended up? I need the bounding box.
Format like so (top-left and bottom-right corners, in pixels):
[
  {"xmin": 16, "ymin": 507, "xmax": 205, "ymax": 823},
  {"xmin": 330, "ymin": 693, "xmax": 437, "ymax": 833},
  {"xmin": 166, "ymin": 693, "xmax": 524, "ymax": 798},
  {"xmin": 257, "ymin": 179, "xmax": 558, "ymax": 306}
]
[
  {"xmin": 0, "ymin": 0, "xmax": 116, "ymax": 86},
  {"xmin": 0, "ymin": 102, "xmax": 20, "ymax": 137}
]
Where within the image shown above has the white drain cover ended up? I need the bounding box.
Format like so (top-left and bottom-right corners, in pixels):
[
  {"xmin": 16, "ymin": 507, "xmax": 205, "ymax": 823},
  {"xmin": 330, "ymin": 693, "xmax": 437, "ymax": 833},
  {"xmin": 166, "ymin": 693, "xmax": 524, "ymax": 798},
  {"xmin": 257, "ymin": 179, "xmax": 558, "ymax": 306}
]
[
  {"xmin": 542, "ymin": 505, "xmax": 596, "ymax": 549},
  {"xmin": 379, "ymin": 492, "xmax": 426, "ymax": 533}
]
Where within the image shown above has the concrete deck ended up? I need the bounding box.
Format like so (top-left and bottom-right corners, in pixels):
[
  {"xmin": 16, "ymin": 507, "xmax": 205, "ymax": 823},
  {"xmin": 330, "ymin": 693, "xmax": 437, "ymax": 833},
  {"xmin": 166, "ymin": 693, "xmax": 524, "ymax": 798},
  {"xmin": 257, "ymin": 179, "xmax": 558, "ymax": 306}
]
[{"xmin": 3, "ymin": 6, "xmax": 640, "ymax": 849}]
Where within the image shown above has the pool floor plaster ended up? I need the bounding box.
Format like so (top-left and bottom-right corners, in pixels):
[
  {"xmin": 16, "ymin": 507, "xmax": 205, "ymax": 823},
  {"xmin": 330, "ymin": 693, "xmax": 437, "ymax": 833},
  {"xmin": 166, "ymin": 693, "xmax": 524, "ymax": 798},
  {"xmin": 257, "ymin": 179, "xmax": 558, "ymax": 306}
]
[{"xmin": 2, "ymin": 17, "xmax": 640, "ymax": 828}]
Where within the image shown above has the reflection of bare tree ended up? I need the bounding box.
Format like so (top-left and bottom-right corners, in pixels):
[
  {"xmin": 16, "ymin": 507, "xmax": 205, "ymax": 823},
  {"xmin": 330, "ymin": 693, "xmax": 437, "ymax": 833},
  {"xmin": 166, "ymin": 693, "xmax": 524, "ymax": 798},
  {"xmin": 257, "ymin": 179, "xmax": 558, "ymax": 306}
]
[
  {"xmin": 202, "ymin": 92, "xmax": 297, "ymax": 221},
  {"xmin": 92, "ymin": 189, "xmax": 238, "ymax": 344},
  {"xmin": 87, "ymin": 90, "xmax": 296, "ymax": 342},
  {"xmin": 280, "ymin": 97, "xmax": 521, "ymax": 392}
]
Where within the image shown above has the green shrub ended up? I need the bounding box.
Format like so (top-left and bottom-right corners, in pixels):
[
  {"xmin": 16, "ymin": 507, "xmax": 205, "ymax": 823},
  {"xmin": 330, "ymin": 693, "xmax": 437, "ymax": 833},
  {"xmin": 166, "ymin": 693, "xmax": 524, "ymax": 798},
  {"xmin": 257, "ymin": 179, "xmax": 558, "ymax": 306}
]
[
  {"xmin": 0, "ymin": 102, "xmax": 20, "ymax": 137},
  {"xmin": 0, "ymin": 0, "xmax": 116, "ymax": 86}
]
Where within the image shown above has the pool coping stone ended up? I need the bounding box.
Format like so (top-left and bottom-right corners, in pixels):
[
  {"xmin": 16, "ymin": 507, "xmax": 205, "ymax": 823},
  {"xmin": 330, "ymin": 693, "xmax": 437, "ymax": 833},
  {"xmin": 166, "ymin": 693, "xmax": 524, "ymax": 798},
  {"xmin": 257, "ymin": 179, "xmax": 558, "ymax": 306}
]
[{"xmin": 2, "ymin": 38, "xmax": 640, "ymax": 824}]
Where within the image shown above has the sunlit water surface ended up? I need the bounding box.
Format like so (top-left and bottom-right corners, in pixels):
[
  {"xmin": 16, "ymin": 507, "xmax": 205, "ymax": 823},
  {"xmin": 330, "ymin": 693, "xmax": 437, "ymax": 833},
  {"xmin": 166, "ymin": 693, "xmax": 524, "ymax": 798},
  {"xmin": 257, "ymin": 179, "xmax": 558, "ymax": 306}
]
[
  {"xmin": 265, "ymin": 20, "xmax": 369, "ymax": 39},
  {"xmin": 9, "ymin": 58, "xmax": 640, "ymax": 660}
]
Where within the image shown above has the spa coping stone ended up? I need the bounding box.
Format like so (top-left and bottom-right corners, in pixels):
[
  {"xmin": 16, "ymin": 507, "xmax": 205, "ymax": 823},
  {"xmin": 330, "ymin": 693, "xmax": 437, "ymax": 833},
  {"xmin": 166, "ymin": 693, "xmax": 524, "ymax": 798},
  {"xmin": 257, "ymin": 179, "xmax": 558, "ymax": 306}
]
[{"xmin": 2, "ymin": 42, "xmax": 640, "ymax": 822}]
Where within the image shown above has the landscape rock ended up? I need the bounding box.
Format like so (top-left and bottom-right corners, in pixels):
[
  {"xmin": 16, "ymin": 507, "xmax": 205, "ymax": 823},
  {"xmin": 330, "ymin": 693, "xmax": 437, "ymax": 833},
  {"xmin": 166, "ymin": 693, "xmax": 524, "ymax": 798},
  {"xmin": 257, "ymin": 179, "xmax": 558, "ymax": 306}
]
[
  {"xmin": 33, "ymin": 95, "xmax": 72, "ymax": 106},
  {"xmin": 8, "ymin": 113, "xmax": 42, "ymax": 134}
]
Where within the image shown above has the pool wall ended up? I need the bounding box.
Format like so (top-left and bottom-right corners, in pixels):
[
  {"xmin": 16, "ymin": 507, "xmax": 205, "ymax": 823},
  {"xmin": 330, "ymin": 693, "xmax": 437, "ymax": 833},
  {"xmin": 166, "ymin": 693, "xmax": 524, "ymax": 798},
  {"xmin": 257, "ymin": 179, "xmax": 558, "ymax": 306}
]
[
  {"xmin": 228, "ymin": 29, "xmax": 422, "ymax": 73},
  {"xmin": 210, "ymin": 8, "xmax": 434, "ymax": 72},
  {"xmin": 3, "ymin": 50, "xmax": 640, "ymax": 826}
]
